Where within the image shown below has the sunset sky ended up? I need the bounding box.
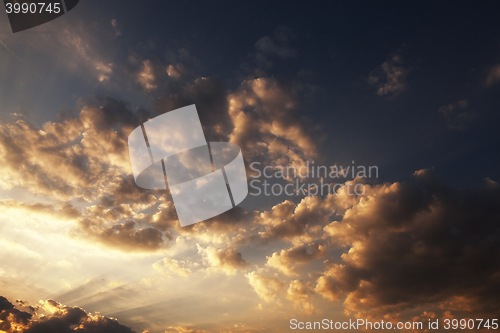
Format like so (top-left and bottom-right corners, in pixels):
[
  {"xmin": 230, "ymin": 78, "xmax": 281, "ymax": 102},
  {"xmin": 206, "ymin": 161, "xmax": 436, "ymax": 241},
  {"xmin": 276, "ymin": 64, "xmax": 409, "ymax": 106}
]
[{"xmin": 1, "ymin": 1, "xmax": 500, "ymax": 333}]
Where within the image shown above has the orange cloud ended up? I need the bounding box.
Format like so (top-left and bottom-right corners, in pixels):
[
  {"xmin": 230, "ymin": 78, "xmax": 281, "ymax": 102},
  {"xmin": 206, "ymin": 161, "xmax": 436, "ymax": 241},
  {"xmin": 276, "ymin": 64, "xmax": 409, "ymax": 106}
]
[
  {"xmin": 266, "ymin": 243, "xmax": 327, "ymax": 276},
  {"xmin": 245, "ymin": 270, "xmax": 284, "ymax": 302},
  {"xmin": 198, "ymin": 245, "xmax": 249, "ymax": 275},
  {"xmin": 0, "ymin": 296, "xmax": 134, "ymax": 333}
]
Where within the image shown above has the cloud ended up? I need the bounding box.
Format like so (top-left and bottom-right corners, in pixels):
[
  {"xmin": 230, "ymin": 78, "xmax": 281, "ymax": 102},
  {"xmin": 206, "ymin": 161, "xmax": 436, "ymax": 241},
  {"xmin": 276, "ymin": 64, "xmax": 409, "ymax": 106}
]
[
  {"xmin": 0, "ymin": 296, "xmax": 135, "ymax": 333},
  {"xmin": 266, "ymin": 243, "xmax": 327, "ymax": 276},
  {"xmin": 286, "ymin": 280, "xmax": 315, "ymax": 314},
  {"xmin": 58, "ymin": 26, "xmax": 116, "ymax": 82},
  {"xmin": 0, "ymin": 296, "xmax": 32, "ymax": 333},
  {"xmin": 228, "ymin": 77, "xmax": 318, "ymax": 166},
  {"xmin": 111, "ymin": 19, "xmax": 122, "ymax": 37},
  {"xmin": 0, "ymin": 200, "xmax": 81, "ymax": 221},
  {"xmin": 154, "ymin": 76, "xmax": 233, "ymax": 142},
  {"xmin": 2, "ymin": 19, "xmax": 500, "ymax": 331},
  {"xmin": 485, "ymin": 64, "xmax": 500, "ymax": 86},
  {"xmin": 1, "ymin": 71, "xmax": 319, "ymax": 252},
  {"xmin": 0, "ymin": 89, "xmax": 251, "ymax": 252},
  {"xmin": 197, "ymin": 245, "xmax": 249, "ymax": 275},
  {"xmin": 0, "ymin": 18, "xmax": 121, "ymax": 84},
  {"xmin": 0, "ymin": 27, "xmax": 320, "ymax": 253},
  {"xmin": 0, "ymin": 97, "xmax": 179, "ymax": 252},
  {"xmin": 15, "ymin": 300, "xmax": 37, "ymax": 313},
  {"xmin": 368, "ymin": 52, "xmax": 408, "ymax": 97},
  {"xmin": 153, "ymin": 258, "xmax": 191, "ymax": 276},
  {"xmin": 256, "ymin": 196, "xmax": 335, "ymax": 243},
  {"xmin": 315, "ymin": 169, "xmax": 500, "ymax": 317},
  {"xmin": 437, "ymin": 296, "xmax": 474, "ymax": 312},
  {"xmin": 153, "ymin": 74, "xmax": 319, "ymax": 169},
  {"xmin": 438, "ymin": 100, "xmax": 476, "ymax": 129},
  {"xmin": 250, "ymin": 27, "xmax": 297, "ymax": 70},
  {"xmin": 0, "ymin": 98, "xmax": 141, "ymax": 201},
  {"xmin": 166, "ymin": 64, "xmax": 183, "ymax": 78},
  {"xmin": 79, "ymin": 219, "xmax": 167, "ymax": 252},
  {"xmin": 137, "ymin": 60, "xmax": 158, "ymax": 90},
  {"xmin": 96, "ymin": 62, "xmax": 113, "ymax": 82},
  {"xmin": 245, "ymin": 271, "xmax": 284, "ymax": 302}
]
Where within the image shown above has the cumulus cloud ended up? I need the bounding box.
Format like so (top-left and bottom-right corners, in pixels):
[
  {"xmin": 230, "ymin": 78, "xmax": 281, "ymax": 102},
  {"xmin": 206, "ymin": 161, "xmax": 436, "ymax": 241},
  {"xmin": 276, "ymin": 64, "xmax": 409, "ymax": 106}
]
[
  {"xmin": 438, "ymin": 100, "xmax": 476, "ymax": 129},
  {"xmin": 314, "ymin": 169, "xmax": 500, "ymax": 317},
  {"xmin": 286, "ymin": 280, "xmax": 315, "ymax": 314},
  {"xmin": 256, "ymin": 196, "xmax": 336, "ymax": 243},
  {"xmin": 0, "ymin": 296, "xmax": 32, "ymax": 333},
  {"xmin": 0, "ymin": 52, "xmax": 319, "ymax": 252},
  {"xmin": 266, "ymin": 243, "xmax": 327, "ymax": 276},
  {"xmin": 0, "ymin": 296, "xmax": 135, "ymax": 333},
  {"xmin": 0, "ymin": 200, "xmax": 81, "ymax": 221},
  {"xmin": 154, "ymin": 74, "xmax": 319, "ymax": 170},
  {"xmin": 228, "ymin": 77, "xmax": 319, "ymax": 166},
  {"xmin": 245, "ymin": 271, "xmax": 285, "ymax": 302},
  {"xmin": 197, "ymin": 245, "xmax": 249, "ymax": 275},
  {"xmin": 368, "ymin": 52, "xmax": 408, "ymax": 97}
]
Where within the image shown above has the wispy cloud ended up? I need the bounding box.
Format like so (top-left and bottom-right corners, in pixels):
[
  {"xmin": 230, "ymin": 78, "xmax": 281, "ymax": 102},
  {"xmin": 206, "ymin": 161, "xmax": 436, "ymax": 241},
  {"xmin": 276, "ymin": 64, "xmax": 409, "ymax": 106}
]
[
  {"xmin": 367, "ymin": 51, "xmax": 408, "ymax": 97},
  {"xmin": 438, "ymin": 100, "xmax": 476, "ymax": 129},
  {"xmin": 485, "ymin": 64, "xmax": 500, "ymax": 86}
]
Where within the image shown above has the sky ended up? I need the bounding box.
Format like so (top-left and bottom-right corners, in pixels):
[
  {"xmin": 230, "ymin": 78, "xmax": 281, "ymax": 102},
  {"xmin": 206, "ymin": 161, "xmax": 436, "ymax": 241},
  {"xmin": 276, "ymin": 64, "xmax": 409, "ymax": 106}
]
[{"xmin": 0, "ymin": 1, "xmax": 500, "ymax": 333}]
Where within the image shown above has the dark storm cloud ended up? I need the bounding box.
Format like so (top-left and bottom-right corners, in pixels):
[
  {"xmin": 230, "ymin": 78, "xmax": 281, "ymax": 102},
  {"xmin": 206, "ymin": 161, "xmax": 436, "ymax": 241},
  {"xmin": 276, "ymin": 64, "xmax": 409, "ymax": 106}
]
[
  {"xmin": 78, "ymin": 218, "xmax": 167, "ymax": 252},
  {"xmin": 316, "ymin": 169, "xmax": 500, "ymax": 316},
  {"xmin": 367, "ymin": 50, "xmax": 408, "ymax": 97}
]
